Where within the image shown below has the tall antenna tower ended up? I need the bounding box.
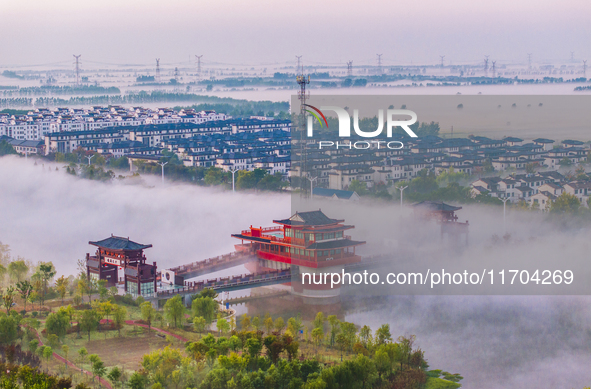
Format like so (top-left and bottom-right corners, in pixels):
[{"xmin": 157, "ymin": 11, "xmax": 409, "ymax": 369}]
[
  {"xmin": 73, "ymin": 55, "xmax": 81, "ymax": 86},
  {"xmin": 377, "ymin": 54, "xmax": 382, "ymax": 75},
  {"xmin": 571, "ymin": 52, "xmax": 575, "ymax": 62},
  {"xmin": 346, "ymin": 61, "xmax": 353, "ymax": 77},
  {"xmin": 296, "ymin": 55, "xmax": 303, "ymax": 75},
  {"xmin": 584, "ymin": 60, "xmax": 588, "ymax": 79},
  {"xmin": 155, "ymin": 58, "xmax": 161, "ymax": 83},
  {"xmin": 527, "ymin": 53, "xmax": 532, "ymax": 71},
  {"xmin": 492, "ymin": 61, "xmax": 497, "ymax": 79},
  {"xmin": 195, "ymin": 55, "xmax": 203, "ymax": 77},
  {"xmin": 440, "ymin": 55, "xmax": 445, "ymax": 68},
  {"xmin": 296, "ymin": 73, "xmax": 310, "ymax": 196},
  {"xmin": 484, "ymin": 55, "xmax": 489, "ymax": 77}
]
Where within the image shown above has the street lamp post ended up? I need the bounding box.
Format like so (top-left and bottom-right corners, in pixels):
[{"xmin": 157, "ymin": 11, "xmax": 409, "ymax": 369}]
[
  {"xmin": 398, "ymin": 185, "xmax": 408, "ymax": 207},
  {"xmin": 307, "ymin": 176, "xmax": 318, "ymax": 200},
  {"xmin": 229, "ymin": 168, "xmax": 238, "ymax": 193},
  {"xmin": 158, "ymin": 162, "xmax": 168, "ymax": 184},
  {"xmin": 501, "ymin": 197, "xmax": 510, "ymax": 232}
]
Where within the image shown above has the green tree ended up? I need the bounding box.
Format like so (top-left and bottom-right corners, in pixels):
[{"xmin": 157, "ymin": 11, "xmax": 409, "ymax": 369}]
[
  {"xmin": 193, "ymin": 316, "xmax": 207, "ymax": 333},
  {"xmin": 0, "ymin": 140, "xmax": 17, "ymax": 156},
  {"xmin": 274, "ymin": 316, "xmax": 285, "ymax": 333},
  {"xmin": 37, "ymin": 262, "xmax": 56, "ymax": 305},
  {"xmin": 549, "ymin": 192, "xmax": 581, "ymax": 214},
  {"xmin": 216, "ymin": 318, "xmax": 230, "ymax": 335},
  {"xmin": 61, "ymin": 345, "xmax": 69, "ymax": 368},
  {"xmin": 348, "ymin": 180, "xmax": 368, "ymax": 195},
  {"xmin": 128, "ymin": 372, "xmax": 148, "ymax": 389},
  {"xmin": 55, "ymin": 275, "xmax": 69, "ymax": 305},
  {"xmin": 77, "ymin": 347, "xmax": 88, "ymax": 370},
  {"xmin": 113, "ymin": 305, "xmax": 127, "ymax": 336},
  {"xmin": 45, "ymin": 310, "xmax": 70, "ymax": 339},
  {"xmin": 42, "ymin": 346, "xmax": 53, "ymax": 368},
  {"xmin": 0, "ymin": 314, "xmax": 18, "ymax": 344},
  {"xmin": 336, "ymin": 333, "xmax": 349, "ymax": 361},
  {"xmin": 140, "ymin": 301, "xmax": 156, "ymax": 331},
  {"xmin": 264, "ymin": 315, "xmax": 274, "ymax": 334},
  {"xmin": 80, "ymin": 309, "xmax": 100, "ymax": 341},
  {"xmin": 2, "ymin": 286, "xmax": 15, "ymax": 314},
  {"xmin": 107, "ymin": 367, "xmax": 122, "ymax": 388},
  {"xmin": 311, "ymin": 327, "xmax": 324, "ymax": 351},
  {"xmin": 191, "ymin": 296, "xmax": 217, "ymax": 323},
  {"xmin": 376, "ymin": 324, "xmax": 392, "ymax": 345},
  {"xmin": 164, "ymin": 295, "xmax": 185, "ymax": 328},
  {"xmin": 327, "ymin": 315, "xmax": 340, "ymax": 346},
  {"xmin": 8, "ymin": 260, "xmax": 29, "ymax": 283},
  {"xmin": 92, "ymin": 356, "xmax": 107, "ymax": 384}
]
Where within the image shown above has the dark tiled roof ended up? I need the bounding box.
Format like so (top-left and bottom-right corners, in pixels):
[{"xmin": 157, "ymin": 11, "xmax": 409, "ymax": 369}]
[
  {"xmin": 313, "ymin": 187, "xmax": 357, "ymax": 199},
  {"xmin": 89, "ymin": 235, "xmax": 152, "ymax": 251},
  {"xmin": 412, "ymin": 201, "xmax": 462, "ymax": 212},
  {"xmin": 274, "ymin": 210, "xmax": 344, "ymax": 226}
]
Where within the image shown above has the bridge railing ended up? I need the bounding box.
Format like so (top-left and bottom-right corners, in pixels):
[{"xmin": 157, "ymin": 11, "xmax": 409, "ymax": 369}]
[
  {"xmin": 156, "ymin": 268, "xmax": 292, "ymax": 297},
  {"xmin": 170, "ymin": 251, "xmax": 250, "ymax": 274}
]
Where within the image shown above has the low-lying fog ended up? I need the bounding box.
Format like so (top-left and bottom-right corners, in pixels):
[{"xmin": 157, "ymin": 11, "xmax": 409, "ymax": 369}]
[
  {"xmin": 2, "ymin": 156, "xmax": 591, "ymax": 388},
  {"xmin": 0, "ymin": 156, "xmax": 290, "ymax": 274}
]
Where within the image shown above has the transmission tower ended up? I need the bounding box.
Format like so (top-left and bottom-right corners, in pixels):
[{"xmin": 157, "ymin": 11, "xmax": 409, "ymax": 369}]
[
  {"xmin": 377, "ymin": 54, "xmax": 382, "ymax": 75},
  {"xmin": 484, "ymin": 55, "xmax": 489, "ymax": 77},
  {"xmin": 73, "ymin": 55, "xmax": 81, "ymax": 86},
  {"xmin": 492, "ymin": 61, "xmax": 497, "ymax": 79},
  {"xmin": 195, "ymin": 55, "xmax": 203, "ymax": 77},
  {"xmin": 584, "ymin": 60, "xmax": 588, "ymax": 79},
  {"xmin": 440, "ymin": 55, "xmax": 445, "ymax": 68},
  {"xmin": 347, "ymin": 61, "xmax": 353, "ymax": 77},
  {"xmin": 527, "ymin": 53, "xmax": 532, "ymax": 71},
  {"xmin": 296, "ymin": 73, "xmax": 310, "ymax": 196},
  {"xmin": 156, "ymin": 58, "xmax": 161, "ymax": 83},
  {"xmin": 174, "ymin": 67, "xmax": 180, "ymax": 81},
  {"xmin": 296, "ymin": 55, "xmax": 303, "ymax": 75},
  {"xmin": 571, "ymin": 51, "xmax": 575, "ymax": 62}
]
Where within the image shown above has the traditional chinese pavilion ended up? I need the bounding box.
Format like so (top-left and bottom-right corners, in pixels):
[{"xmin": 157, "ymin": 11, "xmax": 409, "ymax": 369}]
[
  {"xmin": 412, "ymin": 201, "xmax": 469, "ymax": 244},
  {"xmin": 86, "ymin": 235, "xmax": 157, "ymax": 296},
  {"xmin": 232, "ymin": 210, "xmax": 365, "ymax": 298}
]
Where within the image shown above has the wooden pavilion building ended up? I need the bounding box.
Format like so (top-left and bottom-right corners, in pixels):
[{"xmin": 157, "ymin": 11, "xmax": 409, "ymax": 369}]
[
  {"xmin": 86, "ymin": 235, "xmax": 157, "ymax": 296},
  {"xmin": 232, "ymin": 210, "xmax": 365, "ymax": 298}
]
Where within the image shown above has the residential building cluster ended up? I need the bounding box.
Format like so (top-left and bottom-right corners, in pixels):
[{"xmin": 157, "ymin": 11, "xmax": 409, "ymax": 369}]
[
  {"xmin": 39, "ymin": 115, "xmax": 292, "ymax": 175},
  {"xmin": 0, "ymin": 106, "xmax": 230, "ymax": 141},
  {"xmin": 295, "ymin": 134, "xmax": 589, "ymax": 192}
]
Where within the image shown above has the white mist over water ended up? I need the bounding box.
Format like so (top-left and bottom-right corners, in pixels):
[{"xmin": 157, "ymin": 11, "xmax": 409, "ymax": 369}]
[
  {"xmin": 3, "ymin": 156, "xmax": 591, "ymax": 388},
  {"xmin": 0, "ymin": 156, "xmax": 290, "ymax": 275}
]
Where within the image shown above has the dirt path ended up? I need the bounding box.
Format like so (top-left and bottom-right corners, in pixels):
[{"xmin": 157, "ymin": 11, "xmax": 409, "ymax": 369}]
[
  {"xmin": 124, "ymin": 320, "xmax": 188, "ymax": 342},
  {"xmin": 27, "ymin": 326, "xmax": 113, "ymax": 389}
]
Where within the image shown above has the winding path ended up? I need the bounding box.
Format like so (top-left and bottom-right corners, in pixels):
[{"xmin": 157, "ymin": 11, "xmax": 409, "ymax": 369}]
[{"xmin": 27, "ymin": 326, "xmax": 113, "ymax": 389}]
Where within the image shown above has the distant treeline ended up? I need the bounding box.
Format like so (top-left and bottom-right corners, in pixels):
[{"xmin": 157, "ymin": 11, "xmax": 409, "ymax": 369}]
[
  {"xmin": 175, "ymin": 101, "xmax": 290, "ymax": 117},
  {"xmin": 0, "ymin": 91, "xmax": 290, "ymax": 109},
  {"xmin": 2, "ymin": 85, "xmax": 121, "ymax": 97}
]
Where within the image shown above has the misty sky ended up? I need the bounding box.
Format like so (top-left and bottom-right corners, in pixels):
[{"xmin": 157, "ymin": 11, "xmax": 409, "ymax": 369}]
[{"xmin": 2, "ymin": 0, "xmax": 590, "ymax": 68}]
